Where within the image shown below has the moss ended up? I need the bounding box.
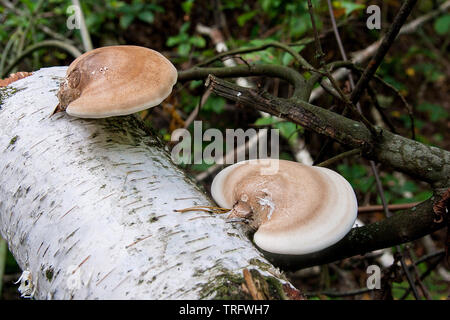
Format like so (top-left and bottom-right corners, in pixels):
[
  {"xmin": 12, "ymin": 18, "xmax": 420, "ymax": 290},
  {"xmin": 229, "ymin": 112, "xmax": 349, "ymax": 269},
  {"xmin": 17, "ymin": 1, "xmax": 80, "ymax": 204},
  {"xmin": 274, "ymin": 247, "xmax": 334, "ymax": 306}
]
[
  {"xmin": 9, "ymin": 135, "xmax": 19, "ymax": 146},
  {"xmin": 45, "ymin": 267, "xmax": 54, "ymax": 282},
  {"xmin": 5, "ymin": 135, "xmax": 19, "ymax": 151},
  {"xmin": 0, "ymin": 86, "xmax": 25, "ymax": 108},
  {"xmin": 226, "ymin": 232, "xmax": 241, "ymax": 238},
  {"xmin": 248, "ymin": 258, "xmax": 273, "ymax": 272},
  {"xmin": 199, "ymin": 268, "xmax": 288, "ymax": 300},
  {"xmin": 199, "ymin": 270, "xmax": 251, "ymax": 300},
  {"xmin": 260, "ymin": 273, "xmax": 288, "ymax": 300}
]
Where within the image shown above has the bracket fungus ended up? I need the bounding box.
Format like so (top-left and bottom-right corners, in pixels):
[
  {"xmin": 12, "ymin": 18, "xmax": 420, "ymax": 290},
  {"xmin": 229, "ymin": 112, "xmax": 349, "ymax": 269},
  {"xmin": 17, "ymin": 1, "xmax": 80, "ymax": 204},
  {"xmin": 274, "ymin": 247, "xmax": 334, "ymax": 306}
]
[
  {"xmin": 53, "ymin": 45, "xmax": 177, "ymax": 118},
  {"xmin": 211, "ymin": 159, "xmax": 358, "ymax": 255}
]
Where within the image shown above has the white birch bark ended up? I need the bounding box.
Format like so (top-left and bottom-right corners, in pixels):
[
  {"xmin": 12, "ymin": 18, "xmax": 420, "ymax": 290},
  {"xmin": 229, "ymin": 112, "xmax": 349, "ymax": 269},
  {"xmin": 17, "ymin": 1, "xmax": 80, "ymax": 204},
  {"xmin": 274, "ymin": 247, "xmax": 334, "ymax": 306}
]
[{"xmin": 0, "ymin": 67, "xmax": 292, "ymax": 300}]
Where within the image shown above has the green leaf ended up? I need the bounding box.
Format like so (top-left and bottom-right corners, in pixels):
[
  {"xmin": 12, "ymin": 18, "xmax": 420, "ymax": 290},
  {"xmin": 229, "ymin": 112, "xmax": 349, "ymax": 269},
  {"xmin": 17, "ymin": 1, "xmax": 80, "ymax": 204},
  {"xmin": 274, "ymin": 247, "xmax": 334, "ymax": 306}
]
[
  {"xmin": 400, "ymin": 181, "xmax": 418, "ymax": 193},
  {"xmin": 382, "ymin": 75, "xmax": 406, "ymax": 91},
  {"xmin": 280, "ymin": 46, "xmax": 305, "ymax": 66},
  {"xmin": 138, "ymin": 11, "xmax": 154, "ymax": 24},
  {"xmin": 21, "ymin": 0, "xmax": 33, "ymax": 12},
  {"xmin": 85, "ymin": 14, "xmax": 104, "ymax": 30},
  {"xmin": 178, "ymin": 43, "xmax": 191, "ymax": 56},
  {"xmin": 120, "ymin": 14, "xmax": 135, "ymax": 29},
  {"xmin": 147, "ymin": 4, "xmax": 164, "ymax": 13},
  {"xmin": 131, "ymin": 0, "xmax": 144, "ymax": 12},
  {"xmin": 254, "ymin": 116, "xmax": 278, "ymax": 126},
  {"xmin": 413, "ymin": 62, "xmax": 445, "ymax": 82},
  {"xmin": 181, "ymin": 0, "xmax": 195, "ymax": 14},
  {"xmin": 191, "ymin": 162, "xmax": 214, "ymax": 172},
  {"xmin": 275, "ymin": 121, "xmax": 298, "ymax": 141},
  {"xmin": 189, "ymin": 36, "xmax": 206, "ymax": 48},
  {"xmin": 291, "ymin": 45, "xmax": 305, "ymax": 52},
  {"xmin": 166, "ymin": 36, "xmax": 180, "ymax": 47},
  {"xmin": 337, "ymin": 164, "xmax": 374, "ymax": 193},
  {"xmin": 339, "ymin": 1, "xmax": 365, "ymax": 16},
  {"xmin": 434, "ymin": 14, "xmax": 450, "ymax": 35},
  {"xmin": 117, "ymin": 4, "xmax": 134, "ymax": 14},
  {"xmin": 180, "ymin": 22, "xmax": 190, "ymax": 34},
  {"xmin": 289, "ymin": 13, "xmax": 311, "ymax": 37},
  {"xmin": 237, "ymin": 10, "xmax": 257, "ymax": 27},
  {"xmin": 282, "ymin": 52, "xmax": 293, "ymax": 66},
  {"xmin": 417, "ymin": 102, "xmax": 449, "ymax": 122},
  {"xmin": 359, "ymin": 176, "xmax": 375, "ymax": 193},
  {"xmin": 189, "ymin": 80, "xmax": 203, "ymax": 90},
  {"xmin": 241, "ymin": 41, "xmax": 276, "ymax": 63},
  {"xmin": 260, "ymin": 0, "xmax": 282, "ymax": 12},
  {"xmin": 412, "ymin": 191, "xmax": 433, "ymax": 202},
  {"xmin": 203, "ymin": 95, "xmax": 226, "ymax": 114}
]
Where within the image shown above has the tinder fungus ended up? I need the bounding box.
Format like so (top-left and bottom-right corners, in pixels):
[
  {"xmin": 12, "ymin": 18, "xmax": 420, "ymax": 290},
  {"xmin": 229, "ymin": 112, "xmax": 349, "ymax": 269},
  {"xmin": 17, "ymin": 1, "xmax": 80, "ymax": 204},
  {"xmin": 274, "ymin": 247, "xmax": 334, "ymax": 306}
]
[
  {"xmin": 211, "ymin": 159, "xmax": 358, "ymax": 255},
  {"xmin": 54, "ymin": 45, "xmax": 177, "ymax": 118}
]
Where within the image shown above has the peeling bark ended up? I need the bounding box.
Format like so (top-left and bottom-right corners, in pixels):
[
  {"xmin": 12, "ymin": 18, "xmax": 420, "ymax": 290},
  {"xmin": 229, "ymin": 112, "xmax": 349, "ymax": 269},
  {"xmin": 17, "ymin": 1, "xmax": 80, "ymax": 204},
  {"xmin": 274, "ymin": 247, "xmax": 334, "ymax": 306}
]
[{"xmin": 0, "ymin": 67, "xmax": 294, "ymax": 299}]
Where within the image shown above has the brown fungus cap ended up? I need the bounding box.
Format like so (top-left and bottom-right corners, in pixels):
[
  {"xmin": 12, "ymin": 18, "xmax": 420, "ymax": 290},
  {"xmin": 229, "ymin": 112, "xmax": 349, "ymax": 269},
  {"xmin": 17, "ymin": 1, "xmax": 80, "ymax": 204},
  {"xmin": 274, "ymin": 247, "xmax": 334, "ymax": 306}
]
[
  {"xmin": 56, "ymin": 45, "xmax": 177, "ymax": 118},
  {"xmin": 211, "ymin": 159, "xmax": 358, "ymax": 255}
]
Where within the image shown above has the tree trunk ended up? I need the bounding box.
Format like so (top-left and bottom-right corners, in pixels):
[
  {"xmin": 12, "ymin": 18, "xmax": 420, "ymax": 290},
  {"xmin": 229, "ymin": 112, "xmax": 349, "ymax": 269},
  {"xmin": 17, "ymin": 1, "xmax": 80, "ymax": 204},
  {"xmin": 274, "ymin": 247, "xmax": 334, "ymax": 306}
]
[{"xmin": 0, "ymin": 67, "xmax": 295, "ymax": 300}]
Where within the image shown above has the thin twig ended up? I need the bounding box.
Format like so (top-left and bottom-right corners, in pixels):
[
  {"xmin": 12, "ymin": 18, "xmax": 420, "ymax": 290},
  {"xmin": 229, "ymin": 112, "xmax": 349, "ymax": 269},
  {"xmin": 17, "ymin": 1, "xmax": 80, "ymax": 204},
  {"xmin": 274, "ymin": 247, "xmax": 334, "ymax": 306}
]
[
  {"xmin": 71, "ymin": 0, "xmax": 93, "ymax": 52},
  {"xmin": 184, "ymin": 84, "xmax": 213, "ymax": 129},
  {"xmin": 343, "ymin": 62, "xmax": 416, "ymax": 139},
  {"xmin": 366, "ymin": 84, "xmax": 398, "ymax": 134},
  {"xmin": 0, "ymin": 30, "xmax": 19, "ymax": 77},
  {"xmin": 310, "ymin": 0, "xmax": 450, "ymax": 103},
  {"xmin": 372, "ymin": 161, "xmax": 421, "ymax": 299},
  {"xmin": 350, "ymin": 0, "xmax": 418, "ymax": 104},
  {"xmin": 307, "ymin": 1, "xmax": 379, "ymax": 138},
  {"xmin": 194, "ymin": 40, "xmax": 313, "ymax": 69},
  {"xmin": 1, "ymin": 40, "xmax": 82, "ymax": 78},
  {"xmin": 304, "ymin": 287, "xmax": 375, "ymax": 298},
  {"xmin": 326, "ymin": 0, "xmax": 421, "ymax": 299},
  {"xmin": 308, "ymin": 66, "xmax": 380, "ymax": 137},
  {"xmin": 316, "ymin": 148, "xmax": 361, "ymax": 167},
  {"xmin": 195, "ymin": 20, "xmax": 351, "ymax": 68},
  {"xmin": 16, "ymin": 0, "xmax": 45, "ymax": 57},
  {"xmin": 306, "ymin": 0, "xmax": 324, "ymax": 65},
  {"xmin": 372, "ymin": 76, "xmax": 415, "ymax": 140},
  {"xmin": 400, "ymin": 251, "xmax": 444, "ymax": 299},
  {"xmin": 409, "ymin": 252, "xmax": 432, "ymax": 299},
  {"xmin": 358, "ymin": 202, "xmax": 420, "ymax": 213},
  {"xmin": 38, "ymin": 24, "xmax": 76, "ymax": 44},
  {"xmin": 414, "ymin": 250, "xmax": 445, "ymax": 266}
]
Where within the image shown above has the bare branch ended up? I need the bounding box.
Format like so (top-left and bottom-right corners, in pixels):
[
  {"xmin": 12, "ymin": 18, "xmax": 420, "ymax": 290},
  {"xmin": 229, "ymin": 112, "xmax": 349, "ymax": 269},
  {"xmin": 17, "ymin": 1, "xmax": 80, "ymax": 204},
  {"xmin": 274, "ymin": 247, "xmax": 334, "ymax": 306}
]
[
  {"xmin": 204, "ymin": 75, "xmax": 450, "ymax": 187},
  {"xmin": 264, "ymin": 198, "xmax": 445, "ymax": 270},
  {"xmin": 350, "ymin": 0, "xmax": 418, "ymax": 103}
]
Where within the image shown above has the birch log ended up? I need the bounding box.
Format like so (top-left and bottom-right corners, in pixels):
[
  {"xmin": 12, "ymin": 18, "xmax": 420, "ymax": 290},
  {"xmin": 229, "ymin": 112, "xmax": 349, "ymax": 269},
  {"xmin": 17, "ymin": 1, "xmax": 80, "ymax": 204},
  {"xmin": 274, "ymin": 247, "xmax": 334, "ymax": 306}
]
[{"xmin": 0, "ymin": 67, "xmax": 295, "ymax": 300}]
